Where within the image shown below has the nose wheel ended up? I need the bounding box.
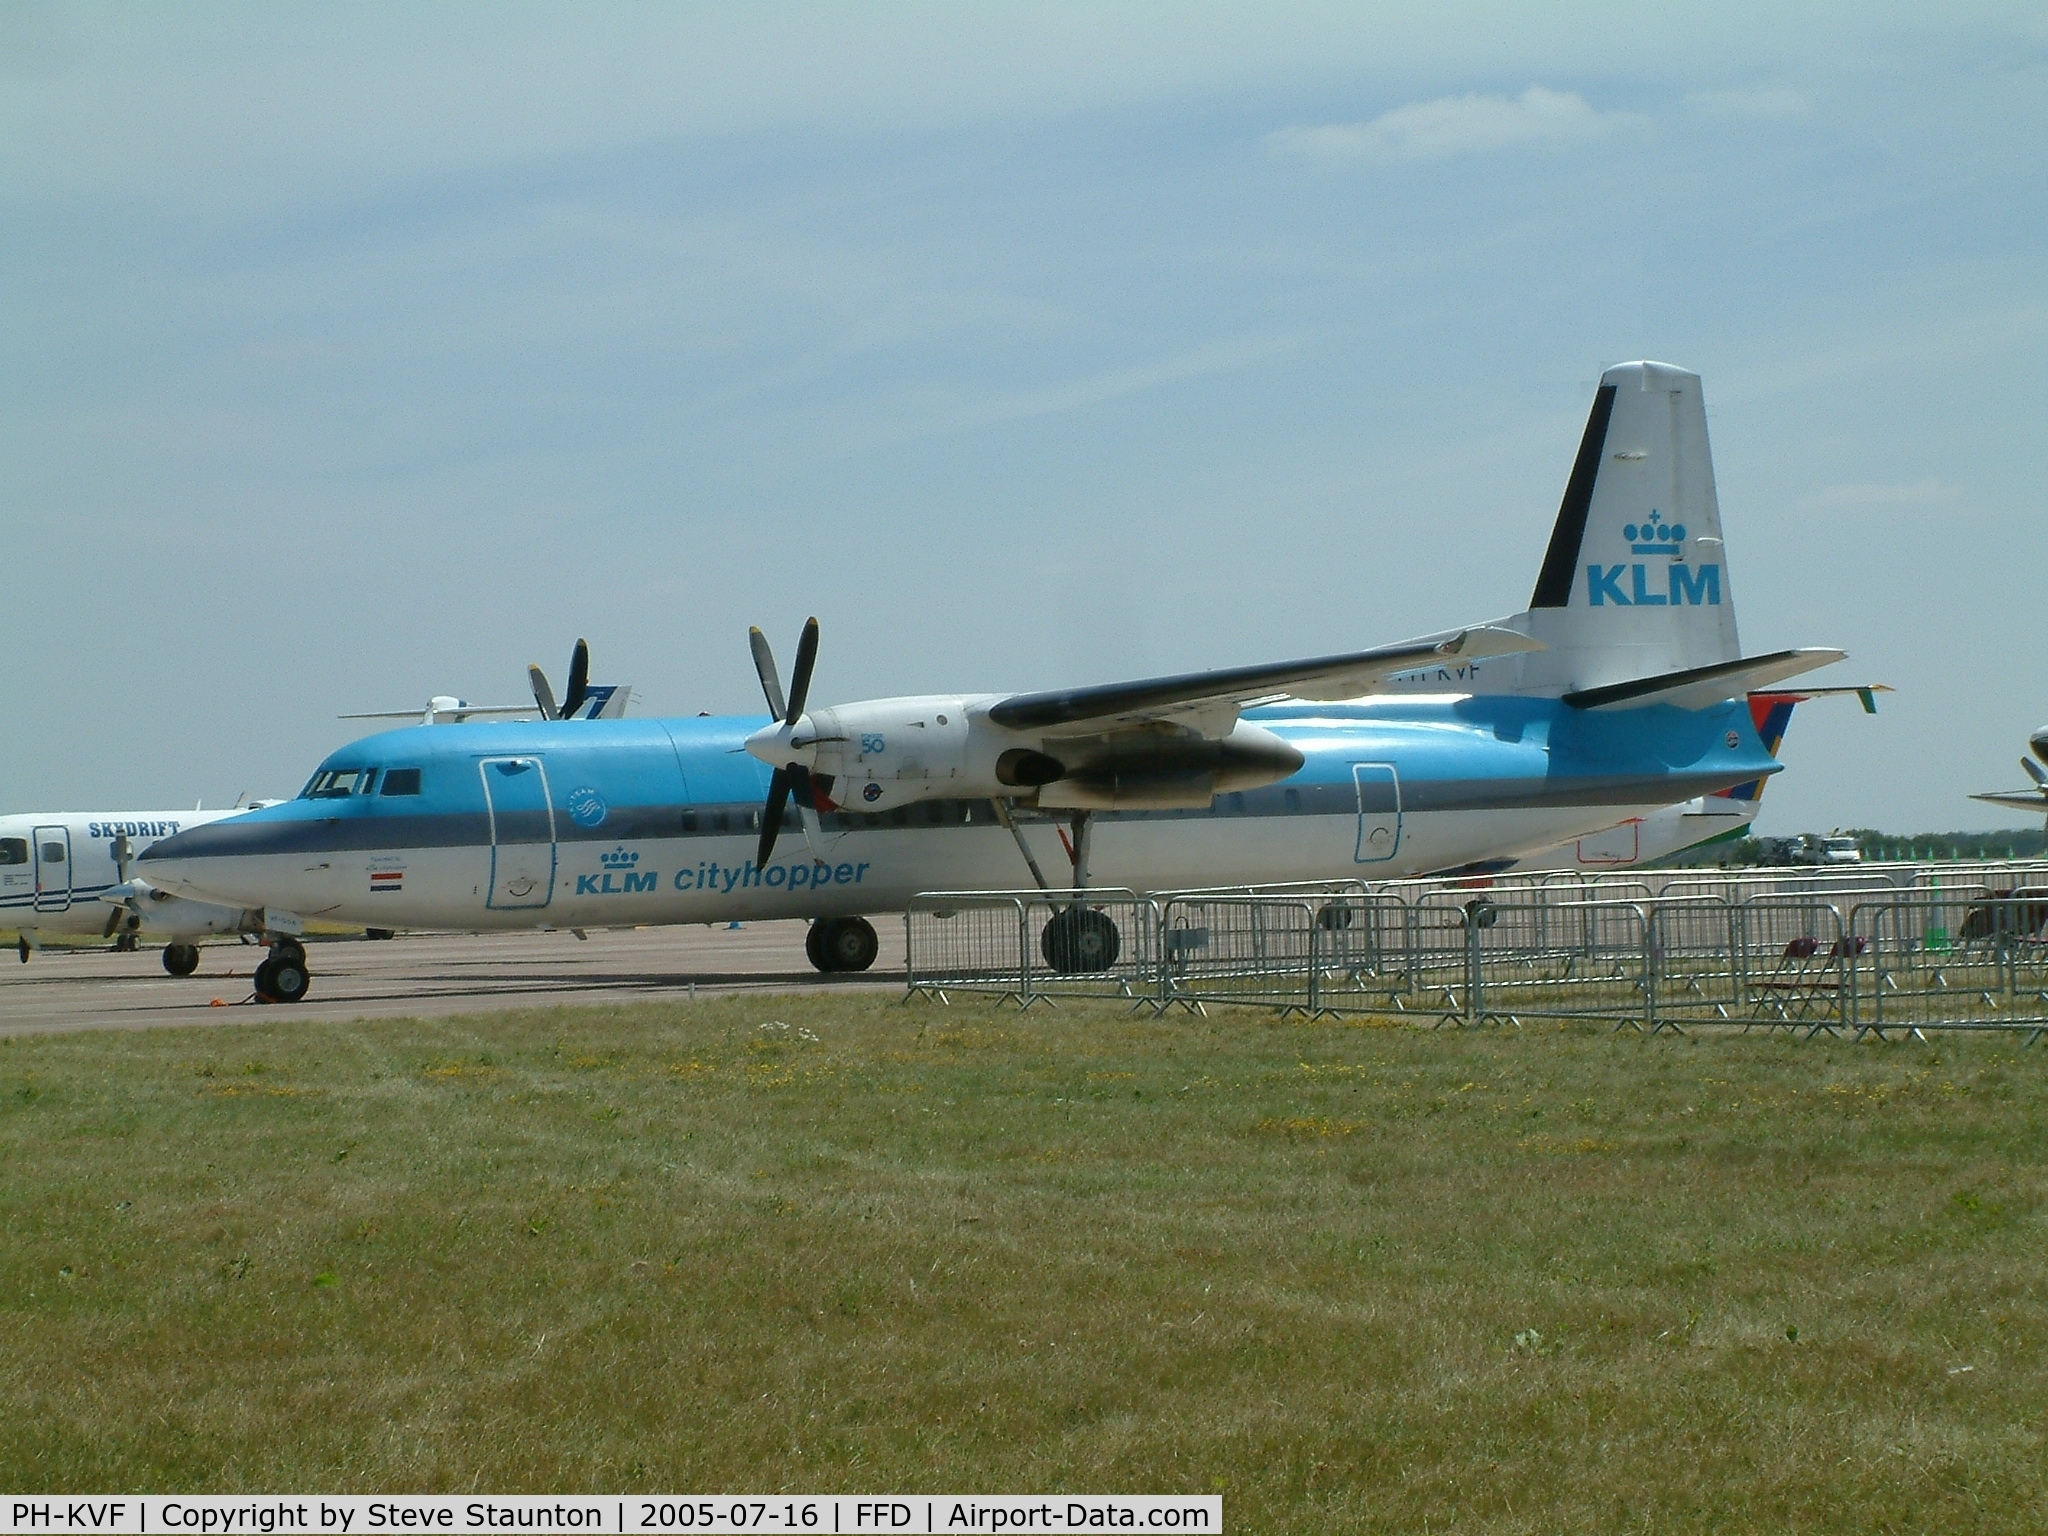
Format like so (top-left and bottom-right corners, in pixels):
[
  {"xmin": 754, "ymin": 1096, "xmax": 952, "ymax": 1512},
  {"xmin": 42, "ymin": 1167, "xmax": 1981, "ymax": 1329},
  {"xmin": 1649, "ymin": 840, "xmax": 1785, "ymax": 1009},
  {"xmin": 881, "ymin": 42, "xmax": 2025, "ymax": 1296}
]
[
  {"xmin": 806, "ymin": 916, "xmax": 879, "ymax": 973},
  {"xmin": 254, "ymin": 937, "xmax": 311, "ymax": 1003}
]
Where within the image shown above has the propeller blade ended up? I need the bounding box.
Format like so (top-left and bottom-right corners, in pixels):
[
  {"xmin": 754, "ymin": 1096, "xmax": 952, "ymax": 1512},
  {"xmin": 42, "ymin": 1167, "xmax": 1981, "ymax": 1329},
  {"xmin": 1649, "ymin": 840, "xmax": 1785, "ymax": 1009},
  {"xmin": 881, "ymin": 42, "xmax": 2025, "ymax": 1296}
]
[
  {"xmin": 102, "ymin": 905, "xmax": 123, "ymax": 939},
  {"xmin": 2025, "ymin": 757, "xmax": 2047, "ymax": 788},
  {"xmin": 759, "ymin": 766, "xmax": 793, "ymax": 868},
  {"xmin": 529, "ymin": 665, "xmax": 560, "ymax": 721},
  {"xmin": 749, "ymin": 627, "xmax": 786, "ymax": 719},
  {"xmin": 784, "ymin": 617, "xmax": 820, "ymax": 725},
  {"xmin": 561, "ymin": 639, "xmax": 591, "ymax": 719},
  {"xmin": 113, "ymin": 834, "xmax": 134, "ymax": 884}
]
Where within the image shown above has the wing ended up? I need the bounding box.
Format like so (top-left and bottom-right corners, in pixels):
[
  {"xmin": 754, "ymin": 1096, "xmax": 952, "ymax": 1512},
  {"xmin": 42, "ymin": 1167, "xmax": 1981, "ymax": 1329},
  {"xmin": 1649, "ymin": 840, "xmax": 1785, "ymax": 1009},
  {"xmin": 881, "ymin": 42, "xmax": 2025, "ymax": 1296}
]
[
  {"xmin": 339, "ymin": 705, "xmax": 538, "ymax": 721},
  {"xmin": 981, "ymin": 625, "xmax": 1543, "ymax": 735}
]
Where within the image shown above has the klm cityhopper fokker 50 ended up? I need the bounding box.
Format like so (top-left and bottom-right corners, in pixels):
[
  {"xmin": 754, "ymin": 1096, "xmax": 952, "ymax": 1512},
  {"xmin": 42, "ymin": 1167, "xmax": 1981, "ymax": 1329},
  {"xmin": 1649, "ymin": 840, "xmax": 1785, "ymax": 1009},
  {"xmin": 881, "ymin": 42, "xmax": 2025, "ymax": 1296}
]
[{"xmin": 141, "ymin": 361, "xmax": 1848, "ymax": 1002}]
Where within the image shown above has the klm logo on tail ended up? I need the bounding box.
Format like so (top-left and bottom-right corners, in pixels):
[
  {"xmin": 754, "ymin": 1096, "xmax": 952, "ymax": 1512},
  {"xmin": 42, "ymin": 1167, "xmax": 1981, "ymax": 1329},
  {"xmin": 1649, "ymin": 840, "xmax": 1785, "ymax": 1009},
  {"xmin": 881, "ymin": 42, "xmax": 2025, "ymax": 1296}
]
[
  {"xmin": 1587, "ymin": 563, "xmax": 1722, "ymax": 606},
  {"xmin": 1587, "ymin": 509, "xmax": 1720, "ymax": 606}
]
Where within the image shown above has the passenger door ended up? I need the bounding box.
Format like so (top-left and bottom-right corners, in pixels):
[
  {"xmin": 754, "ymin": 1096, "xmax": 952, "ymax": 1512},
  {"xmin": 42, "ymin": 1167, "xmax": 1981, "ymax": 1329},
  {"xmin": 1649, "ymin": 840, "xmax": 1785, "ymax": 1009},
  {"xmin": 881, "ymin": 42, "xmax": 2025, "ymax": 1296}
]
[
  {"xmin": 32, "ymin": 824, "xmax": 72, "ymax": 912},
  {"xmin": 479, "ymin": 758, "xmax": 556, "ymax": 910},
  {"xmin": 1351, "ymin": 765, "xmax": 1402, "ymax": 864}
]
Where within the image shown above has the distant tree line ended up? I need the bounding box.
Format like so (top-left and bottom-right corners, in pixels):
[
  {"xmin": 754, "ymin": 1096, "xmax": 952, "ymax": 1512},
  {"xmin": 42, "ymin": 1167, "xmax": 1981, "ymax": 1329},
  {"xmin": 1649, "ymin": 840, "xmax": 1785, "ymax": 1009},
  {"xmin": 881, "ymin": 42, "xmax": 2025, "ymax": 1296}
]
[
  {"xmin": 1839, "ymin": 828, "xmax": 2047, "ymax": 862},
  {"xmin": 1663, "ymin": 828, "xmax": 2047, "ymax": 867}
]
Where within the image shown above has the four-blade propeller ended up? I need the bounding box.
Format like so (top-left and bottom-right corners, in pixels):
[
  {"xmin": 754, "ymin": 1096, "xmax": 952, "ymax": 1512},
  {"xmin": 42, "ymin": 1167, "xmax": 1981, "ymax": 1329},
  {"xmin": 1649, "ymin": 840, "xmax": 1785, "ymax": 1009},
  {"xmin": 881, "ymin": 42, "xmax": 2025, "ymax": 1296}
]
[
  {"xmin": 749, "ymin": 617, "xmax": 821, "ymax": 868},
  {"xmin": 529, "ymin": 639, "xmax": 592, "ymax": 721}
]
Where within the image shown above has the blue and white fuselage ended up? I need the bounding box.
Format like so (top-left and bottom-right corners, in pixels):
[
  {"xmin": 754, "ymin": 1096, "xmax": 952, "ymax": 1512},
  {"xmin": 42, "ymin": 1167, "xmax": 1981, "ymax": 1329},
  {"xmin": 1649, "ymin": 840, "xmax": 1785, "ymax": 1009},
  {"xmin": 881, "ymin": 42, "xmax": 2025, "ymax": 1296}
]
[{"xmin": 137, "ymin": 694, "xmax": 1776, "ymax": 929}]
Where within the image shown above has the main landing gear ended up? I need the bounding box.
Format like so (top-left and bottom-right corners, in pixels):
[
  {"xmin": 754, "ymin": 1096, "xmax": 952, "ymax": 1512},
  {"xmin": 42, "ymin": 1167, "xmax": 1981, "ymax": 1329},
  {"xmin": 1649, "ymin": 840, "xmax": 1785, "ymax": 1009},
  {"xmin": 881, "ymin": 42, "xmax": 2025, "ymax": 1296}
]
[
  {"xmin": 253, "ymin": 936, "xmax": 312, "ymax": 1004},
  {"xmin": 806, "ymin": 916, "xmax": 879, "ymax": 974},
  {"xmin": 992, "ymin": 801, "xmax": 1124, "ymax": 976}
]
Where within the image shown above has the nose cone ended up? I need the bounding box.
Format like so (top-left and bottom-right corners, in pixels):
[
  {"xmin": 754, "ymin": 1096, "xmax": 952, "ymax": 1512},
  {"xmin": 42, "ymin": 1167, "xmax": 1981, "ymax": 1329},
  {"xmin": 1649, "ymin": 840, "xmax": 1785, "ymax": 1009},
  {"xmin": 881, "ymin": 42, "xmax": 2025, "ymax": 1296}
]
[{"xmin": 2031, "ymin": 726, "xmax": 2048, "ymax": 765}]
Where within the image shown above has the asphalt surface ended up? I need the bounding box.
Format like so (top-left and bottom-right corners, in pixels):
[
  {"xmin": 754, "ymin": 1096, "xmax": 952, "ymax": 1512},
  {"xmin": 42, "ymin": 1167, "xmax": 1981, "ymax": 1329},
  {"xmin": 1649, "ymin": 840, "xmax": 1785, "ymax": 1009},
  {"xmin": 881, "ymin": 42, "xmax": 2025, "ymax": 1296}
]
[{"xmin": 0, "ymin": 922, "xmax": 907, "ymax": 1037}]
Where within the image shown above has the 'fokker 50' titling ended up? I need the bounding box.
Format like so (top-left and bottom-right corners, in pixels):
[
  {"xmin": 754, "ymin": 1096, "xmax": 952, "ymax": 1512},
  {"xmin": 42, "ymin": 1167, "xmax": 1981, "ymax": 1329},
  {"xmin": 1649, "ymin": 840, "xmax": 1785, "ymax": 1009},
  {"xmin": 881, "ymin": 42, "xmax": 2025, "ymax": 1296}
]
[{"xmin": 139, "ymin": 361, "xmax": 1848, "ymax": 1001}]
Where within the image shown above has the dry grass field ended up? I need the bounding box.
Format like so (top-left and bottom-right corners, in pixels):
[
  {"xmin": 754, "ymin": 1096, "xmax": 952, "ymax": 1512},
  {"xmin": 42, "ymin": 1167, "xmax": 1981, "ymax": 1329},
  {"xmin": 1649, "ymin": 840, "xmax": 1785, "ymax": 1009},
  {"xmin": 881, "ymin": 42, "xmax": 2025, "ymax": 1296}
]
[{"xmin": 3, "ymin": 995, "xmax": 2046, "ymax": 1532}]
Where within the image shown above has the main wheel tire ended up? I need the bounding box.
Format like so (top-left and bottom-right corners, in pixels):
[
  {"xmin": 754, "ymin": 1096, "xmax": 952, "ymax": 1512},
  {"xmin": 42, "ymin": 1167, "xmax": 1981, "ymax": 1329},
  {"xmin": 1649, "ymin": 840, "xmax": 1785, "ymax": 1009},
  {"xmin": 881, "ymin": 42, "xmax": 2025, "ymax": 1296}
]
[
  {"xmin": 256, "ymin": 955, "xmax": 310, "ymax": 1003},
  {"xmin": 1040, "ymin": 907, "xmax": 1121, "ymax": 974},
  {"xmin": 363, "ymin": 927, "xmax": 394, "ymax": 940},
  {"xmin": 163, "ymin": 943, "xmax": 201, "ymax": 977},
  {"xmin": 18, "ymin": 937, "xmax": 29, "ymax": 963},
  {"xmin": 804, "ymin": 920, "xmax": 828, "ymax": 972},
  {"xmin": 821, "ymin": 916, "xmax": 879, "ymax": 973},
  {"xmin": 115, "ymin": 931, "xmax": 139, "ymax": 953},
  {"xmin": 271, "ymin": 937, "xmax": 307, "ymax": 968}
]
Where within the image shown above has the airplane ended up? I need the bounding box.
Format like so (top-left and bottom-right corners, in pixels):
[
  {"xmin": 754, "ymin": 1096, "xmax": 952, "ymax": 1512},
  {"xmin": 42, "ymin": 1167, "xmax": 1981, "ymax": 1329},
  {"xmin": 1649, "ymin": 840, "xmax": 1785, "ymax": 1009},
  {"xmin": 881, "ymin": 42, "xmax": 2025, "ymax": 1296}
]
[
  {"xmin": 1970, "ymin": 725, "xmax": 2048, "ymax": 825},
  {"xmin": 1, "ymin": 803, "xmax": 279, "ymax": 970},
  {"xmin": 340, "ymin": 639, "xmax": 634, "ymax": 726},
  {"xmin": 138, "ymin": 360, "xmax": 1852, "ymax": 1002}
]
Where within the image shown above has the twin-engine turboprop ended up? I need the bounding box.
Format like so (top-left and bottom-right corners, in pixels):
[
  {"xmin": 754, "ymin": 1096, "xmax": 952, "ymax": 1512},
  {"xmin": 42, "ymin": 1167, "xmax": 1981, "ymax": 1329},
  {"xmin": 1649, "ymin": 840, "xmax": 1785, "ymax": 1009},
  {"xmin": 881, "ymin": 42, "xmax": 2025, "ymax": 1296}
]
[
  {"xmin": 340, "ymin": 639, "xmax": 634, "ymax": 727},
  {"xmin": 139, "ymin": 361, "xmax": 1851, "ymax": 1001}
]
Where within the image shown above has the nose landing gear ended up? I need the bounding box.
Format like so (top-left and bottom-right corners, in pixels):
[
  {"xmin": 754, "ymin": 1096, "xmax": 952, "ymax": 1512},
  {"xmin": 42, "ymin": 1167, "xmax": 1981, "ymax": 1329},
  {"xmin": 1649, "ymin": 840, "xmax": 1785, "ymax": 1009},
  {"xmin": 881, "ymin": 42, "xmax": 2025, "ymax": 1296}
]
[
  {"xmin": 806, "ymin": 916, "xmax": 879, "ymax": 973},
  {"xmin": 253, "ymin": 936, "xmax": 311, "ymax": 1003}
]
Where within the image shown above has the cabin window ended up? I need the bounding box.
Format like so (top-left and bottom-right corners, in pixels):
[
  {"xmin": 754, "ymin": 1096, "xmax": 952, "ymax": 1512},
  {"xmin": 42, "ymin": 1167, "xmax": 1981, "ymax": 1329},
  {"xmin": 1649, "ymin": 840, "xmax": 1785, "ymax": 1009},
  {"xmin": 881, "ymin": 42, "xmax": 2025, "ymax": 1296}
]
[
  {"xmin": 711, "ymin": 811, "xmax": 730, "ymax": 833},
  {"xmin": 0, "ymin": 838, "xmax": 27, "ymax": 865},
  {"xmin": 680, "ymin": 811, "xmax": 699, "ymax": 833},
  {"xmin": 302, "ymin": 767, "xmax": 378, "ymax": 799},
  {"xmin": 380, "ymin": 768, "xmax": 422, "ymax": 796},
  {"xmin": 40, "ymin": 842, "xmax": 65, "ymax": 864},
  {"xmin": 1284, "ymin": 788, "xmax": 1300, "ymax": 813}
]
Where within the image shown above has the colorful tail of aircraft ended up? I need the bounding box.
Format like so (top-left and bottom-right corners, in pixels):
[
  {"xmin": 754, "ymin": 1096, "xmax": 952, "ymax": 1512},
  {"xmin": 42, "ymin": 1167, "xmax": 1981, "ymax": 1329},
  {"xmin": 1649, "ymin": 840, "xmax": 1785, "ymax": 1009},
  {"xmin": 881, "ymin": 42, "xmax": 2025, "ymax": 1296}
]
[{"xmin": 1475, "ymin": 360, "xmax": 1841, "ymax": 703}]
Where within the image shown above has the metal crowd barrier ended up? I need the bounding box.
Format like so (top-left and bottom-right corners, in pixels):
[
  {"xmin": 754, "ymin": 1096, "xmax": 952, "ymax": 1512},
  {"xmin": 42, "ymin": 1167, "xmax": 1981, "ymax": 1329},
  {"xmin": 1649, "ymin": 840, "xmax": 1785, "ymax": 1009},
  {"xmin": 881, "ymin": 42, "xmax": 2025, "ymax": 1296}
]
[
  {"xmin": 904, "ymin": 867, "xmax": 2048, "ymax": 1040},
  {"xmin": 905, "ymin": 889, "xmax": 1158, "ymax": 1009}
]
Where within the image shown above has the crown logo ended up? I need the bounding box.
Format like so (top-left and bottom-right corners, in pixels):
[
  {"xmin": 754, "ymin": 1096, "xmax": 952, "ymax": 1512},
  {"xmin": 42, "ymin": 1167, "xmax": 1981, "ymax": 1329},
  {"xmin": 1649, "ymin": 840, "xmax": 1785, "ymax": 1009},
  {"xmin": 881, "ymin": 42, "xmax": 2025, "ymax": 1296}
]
[
  {"xmin": 1625, "ymin": 509, "xmax": 1686, "ymax": 555},
  {"xmin": 600, "ymin": 846, "xmax": 639, "ymax": 869}
]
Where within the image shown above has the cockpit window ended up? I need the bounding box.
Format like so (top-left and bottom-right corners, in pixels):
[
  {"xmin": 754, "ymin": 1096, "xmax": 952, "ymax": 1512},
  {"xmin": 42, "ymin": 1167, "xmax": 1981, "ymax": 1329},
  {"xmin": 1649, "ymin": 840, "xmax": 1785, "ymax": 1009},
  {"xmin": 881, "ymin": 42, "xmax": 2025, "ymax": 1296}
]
[
  {"xmin": 0, "ymin": 838, "xmax": 26, "ymax": 866},
  {"xmin": 301, "ymin": 767, "xmax": 380, "ymax": 799},
  {"xmin": 381, "ymin": 768, "xmax": 422, "ymax": 796}
]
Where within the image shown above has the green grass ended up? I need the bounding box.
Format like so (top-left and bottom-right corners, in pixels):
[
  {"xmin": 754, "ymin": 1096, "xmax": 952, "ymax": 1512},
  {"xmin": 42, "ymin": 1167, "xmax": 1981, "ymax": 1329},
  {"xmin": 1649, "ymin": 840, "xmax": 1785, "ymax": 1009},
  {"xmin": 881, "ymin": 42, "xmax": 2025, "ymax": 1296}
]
[{"xmin": 3, "ymin": 998, "xmax": 2047, "ymax": 1531}]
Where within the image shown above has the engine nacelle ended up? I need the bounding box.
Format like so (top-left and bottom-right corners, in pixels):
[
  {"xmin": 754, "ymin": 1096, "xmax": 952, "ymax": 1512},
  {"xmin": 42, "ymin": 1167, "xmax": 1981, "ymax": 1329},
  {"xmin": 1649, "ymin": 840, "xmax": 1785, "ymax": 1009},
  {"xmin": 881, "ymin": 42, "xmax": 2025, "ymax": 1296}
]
[
  {"xmin": 101, "ymin": 879, "xmax": 258, "ymax": 938},
  {"xmin": 786, "ymin": 695, "xmax": 1303, "ymax": 813}
]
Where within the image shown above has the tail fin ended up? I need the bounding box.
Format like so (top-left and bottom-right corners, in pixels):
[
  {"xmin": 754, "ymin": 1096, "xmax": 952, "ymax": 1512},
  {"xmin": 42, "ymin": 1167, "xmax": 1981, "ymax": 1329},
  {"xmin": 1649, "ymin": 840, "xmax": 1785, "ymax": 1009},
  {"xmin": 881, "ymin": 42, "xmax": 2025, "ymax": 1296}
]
[{"xmin": 1505, "ymin": 361, "xmax": 1743, "ymax": 694}]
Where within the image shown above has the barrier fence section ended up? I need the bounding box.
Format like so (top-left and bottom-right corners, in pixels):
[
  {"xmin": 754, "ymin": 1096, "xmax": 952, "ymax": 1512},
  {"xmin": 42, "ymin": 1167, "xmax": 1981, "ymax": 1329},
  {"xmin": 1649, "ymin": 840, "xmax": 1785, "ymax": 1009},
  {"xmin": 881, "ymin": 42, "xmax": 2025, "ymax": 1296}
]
[
  {"xmin": 903, "ymin": 866, "xmax": 2048, "ymax": 1038},
  {"xmin": 905, "ymin": 890, "xmax": 1158, "ymax": 1009},
  {"xmin": 1849, "ymin": 893, "xmax": 2048, "ymax": 1040}
]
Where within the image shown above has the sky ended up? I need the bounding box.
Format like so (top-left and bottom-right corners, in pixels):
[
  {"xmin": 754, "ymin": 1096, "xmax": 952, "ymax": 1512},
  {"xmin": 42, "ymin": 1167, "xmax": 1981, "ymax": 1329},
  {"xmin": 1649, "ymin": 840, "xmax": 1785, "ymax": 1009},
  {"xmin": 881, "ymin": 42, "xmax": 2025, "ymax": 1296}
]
[{"xmin": 4, "ymin": 2, "xmax": 2046, "ymax": 834}]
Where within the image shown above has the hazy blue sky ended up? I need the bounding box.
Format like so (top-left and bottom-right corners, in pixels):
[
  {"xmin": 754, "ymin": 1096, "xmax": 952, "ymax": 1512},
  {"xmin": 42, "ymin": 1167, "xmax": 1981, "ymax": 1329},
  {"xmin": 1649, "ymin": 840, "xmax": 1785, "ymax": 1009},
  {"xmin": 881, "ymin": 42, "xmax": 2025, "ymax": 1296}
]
[{"xmin": 5, "ymin": 3, "xmax": 2045, "ymax": 833}]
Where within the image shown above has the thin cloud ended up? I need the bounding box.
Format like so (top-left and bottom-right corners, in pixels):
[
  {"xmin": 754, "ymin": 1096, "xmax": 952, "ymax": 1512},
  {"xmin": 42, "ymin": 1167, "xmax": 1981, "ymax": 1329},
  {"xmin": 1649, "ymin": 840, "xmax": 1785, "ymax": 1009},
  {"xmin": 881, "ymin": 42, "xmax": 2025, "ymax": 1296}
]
[
  {"xmin": 1802, "ymin": 478, "xmax": 1959, "ymax": 509},
  {"xmin": 1686, "ymin": 87, "xmax": 1811, "ymax": 119},
  {"xmin": 1269, "ymin": 86, "xmax": 1627, "ymax": 164}
]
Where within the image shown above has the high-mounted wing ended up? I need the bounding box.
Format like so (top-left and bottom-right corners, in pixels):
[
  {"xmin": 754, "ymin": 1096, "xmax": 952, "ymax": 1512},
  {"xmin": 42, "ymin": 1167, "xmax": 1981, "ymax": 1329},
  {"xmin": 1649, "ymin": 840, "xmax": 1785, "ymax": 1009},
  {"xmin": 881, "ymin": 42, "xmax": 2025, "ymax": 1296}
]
[{"xmin": 983, "ymin": 625, "xmax": 1543, "ymax": 734}]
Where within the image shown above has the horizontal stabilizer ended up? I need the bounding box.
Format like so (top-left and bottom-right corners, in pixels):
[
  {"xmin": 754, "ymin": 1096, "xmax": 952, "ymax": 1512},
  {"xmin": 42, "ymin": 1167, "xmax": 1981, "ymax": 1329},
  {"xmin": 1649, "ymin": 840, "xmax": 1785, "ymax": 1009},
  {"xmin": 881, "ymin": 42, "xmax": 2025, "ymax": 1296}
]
[
  {"xmin": 1563, "ymin": 648, "xmax": 1846, "ymax": 712},
  {"xmin": 1972, "ymin": 790, "xmax": 2048, "ymax": 814},
  {"xmin": 986, "ymin": 626, "xmax": 1544, "ymax": 733},
  {"xmin": 1748, "ymin": 684, "xmax": 1891, "ymax": 714}
]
